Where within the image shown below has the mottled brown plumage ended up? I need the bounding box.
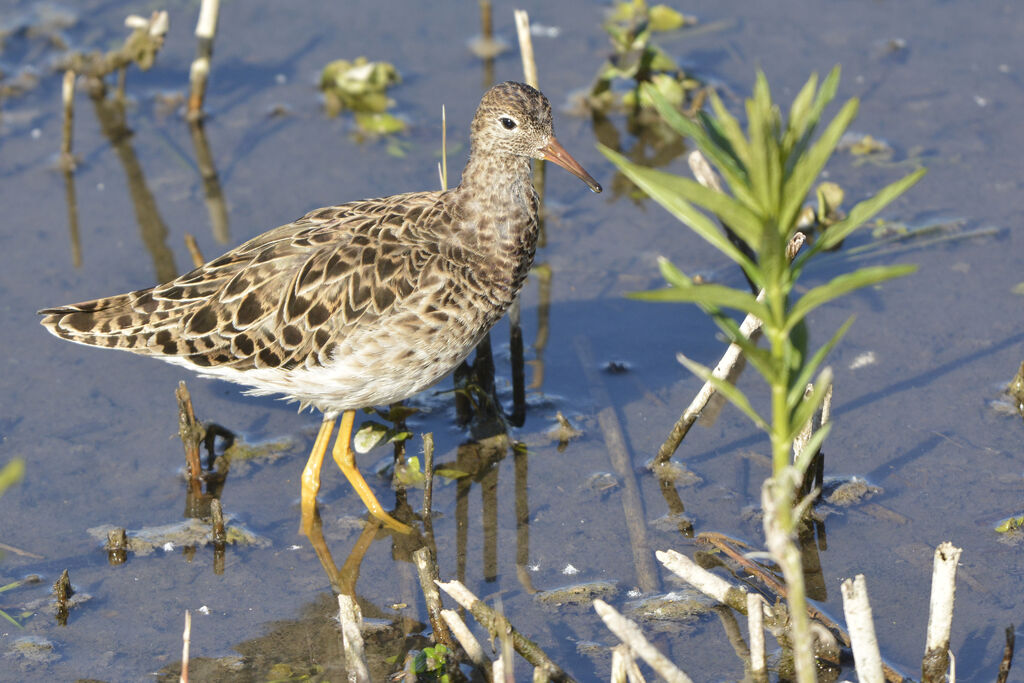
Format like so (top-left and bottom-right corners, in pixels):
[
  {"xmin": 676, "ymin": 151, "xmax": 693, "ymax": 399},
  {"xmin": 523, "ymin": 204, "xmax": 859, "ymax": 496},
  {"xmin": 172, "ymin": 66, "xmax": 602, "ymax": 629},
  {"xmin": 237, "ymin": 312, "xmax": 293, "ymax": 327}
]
[{"xmin": 39, "ymin": 81, "xmax": 601, "ymax": 533}]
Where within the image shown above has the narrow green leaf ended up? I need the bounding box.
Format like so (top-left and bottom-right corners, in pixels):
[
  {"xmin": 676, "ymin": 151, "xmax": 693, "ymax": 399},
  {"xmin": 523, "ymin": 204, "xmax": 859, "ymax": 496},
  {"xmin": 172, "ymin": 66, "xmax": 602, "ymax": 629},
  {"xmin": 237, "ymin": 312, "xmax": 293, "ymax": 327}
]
[
  {"xmin": 630, "ymin": 282, "xmax": 771, "ymax": 320},
  {"xmin": 642, "ymin": 84, "xmax": 753, "ymax": 199},
  {"xmin": 793, "ymin": 422, "xmax": 832, "ymax": 473},
  {"xmin": 643, "ymin": 171, "xmax": 764, "ymax": 247},
  {"xmin": 785, "ymin": 65, "xmax": 841, "ymax": 174},
  {"xmin": 676, "ymin": 352, "xmax": 769, "ymax": 431},
  {"xmin": 657, "ymin": 256, "xmax": 691, "ymax": 288},
  {"xmin": 598, "ymin": 144, "xmax": 758, "ymax": 273},
  {"xmin": 707, "ymin": 90, "xmax": 753, "ymax": 173},
  {"xmin": 813, "ymin": 168, "xmax": 928, "ymax": 253},
  {"xmin": 787, "ymin": 264, "xmax": 916, "ymax": 330},
  {"xmin": 806, "ymin": 65, "xmax": 841, "ymax": 132},
  {"xmin": 706, "ymin": 310, "xmax": 777, "ymax": 382},
  {"xmin": 787, "ymin": 316, "xmax": 855, "ymax": 410},
  {"xmin": 782, "ymin": 72, "xmax": 819, "ymax": 153},
  {"xmin": 0, "ymin": 609, "xmax": 22, "ymax": 629},
  {"xmin": 780, "ymin": 98, "xmax": 859, "ymax": 232},
  {"xmin": 744, "ymin": 98, "xmax": 772, "ymax": 213}
]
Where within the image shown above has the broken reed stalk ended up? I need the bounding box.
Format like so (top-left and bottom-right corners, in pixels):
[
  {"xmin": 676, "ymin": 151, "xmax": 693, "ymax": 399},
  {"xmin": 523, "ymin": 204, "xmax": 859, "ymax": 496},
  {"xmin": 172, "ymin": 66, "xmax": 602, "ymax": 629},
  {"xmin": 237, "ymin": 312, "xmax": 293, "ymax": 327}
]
[
  {"xmin": 187, "ymin": 0, "xmax": 220, "ymax": 120},
  {"xmin": 841, "ymin": 575, "xmax": 885, "ymax": 682},
  {"xmin": 793, "ymin": 383, "xmax": 832, "ymax": 498},
  {"xmin": 184, "ymin": 234, "xmax": 205, "ymax": 269},
  {"xmin": 922, "ymin": 542, "xmax": 962, "ymax": 682},
  {"xmin": 997, "ymin": 625, "xmax": 1015, "ymax": 683},
  {"xmin": 747, "ymin": 593, "xmax": 768, "ymax": 682},
  {"xmin": 610, "ymin": 644, "xmax": 645, "ymax": 683},
  {"xmin": 175, "ymin": 381, "xmax": 204, "ymax": 495},
  {"xmin": 337, "ymin": 594, "xmax": 370, "ymax": 683},
  {"xmin": 574, "ymin": 336, "xmax": 659, "ymax": 593},
  {"xmin": 179, "ymin": 609, "xmax": 191, "ymax": 683},
  {"xmin": 412, "ymin": 547, "xmax": 455, "ymax": 650},
  {"xmin": 513, "ymin": 10, "xmax": 538, "ymax": 90},
  {"xmin": 656, "ymin": 549, "xmax": 748, "ymax": 612},
  {"xmin": 60, "ymin": 70, "xmax": 76, "ymax": 169},
  {"xmin": 435, "ymin": 579, "xmax": 572, "ymax": 681},
  {"xmin": 440, "ymin": 609, "xmax": 491, "ymax": 674},
  {"xmin": 421, "ymin": 433, "xmax": 435, "ymax": 531},
  {"xmin": 593, "ymin": 599, "xmax": 695, "ymax": 683}
]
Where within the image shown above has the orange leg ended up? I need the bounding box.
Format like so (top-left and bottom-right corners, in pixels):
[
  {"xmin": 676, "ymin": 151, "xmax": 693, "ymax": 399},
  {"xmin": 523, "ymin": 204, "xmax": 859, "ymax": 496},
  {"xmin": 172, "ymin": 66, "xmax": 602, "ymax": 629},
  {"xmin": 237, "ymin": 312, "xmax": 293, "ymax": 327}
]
[
  {"xmin": 331, "ymin": 410, "xmax": 412, "ymax": 534},
  {"xmin": 300, "ymin": 417, "xmax": 336, "ymax": 537}
]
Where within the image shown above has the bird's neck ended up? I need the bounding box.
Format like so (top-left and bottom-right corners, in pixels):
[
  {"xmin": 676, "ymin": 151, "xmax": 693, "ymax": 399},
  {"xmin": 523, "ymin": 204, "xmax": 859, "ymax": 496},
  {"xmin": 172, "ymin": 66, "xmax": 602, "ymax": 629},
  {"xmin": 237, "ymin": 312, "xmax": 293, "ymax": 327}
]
[
  {"xmin": 448, "ymin": 151, "xmax": 540, "ymax": 299},
  {"xmin": 452, "ymin": 152, "xmax": 537, "ymax": 240}
]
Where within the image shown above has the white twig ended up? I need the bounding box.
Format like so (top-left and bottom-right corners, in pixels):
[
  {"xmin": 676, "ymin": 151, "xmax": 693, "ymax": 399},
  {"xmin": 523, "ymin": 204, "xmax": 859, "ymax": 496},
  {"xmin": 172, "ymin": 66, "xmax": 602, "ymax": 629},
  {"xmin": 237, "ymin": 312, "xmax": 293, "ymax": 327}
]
[
  {"xmin": 513, "ymin": 10, "xmax": 538, "ymax": 89},
  {"xmin": 926, "ymin": 542, "xmax": 961, "ymax": 651},
  {"xmin": 610, "ymin": 644, "xmax": 647, "ymax": 683},
  {"xmin": 656, "ymin": 549, "xmax": 748, "ymax": 611},
  {"xmin": 440, "ymin": 609, "xmax": 488, "ymax": 667},
  {"xmin": 922, "ymin": 542, "xmax": 961, "ymax": 682},
  {"xmin": 593, "ymin": 599, "xmax": 694, "ymax": 683},
  {"xmin": 337, "ymin": 594, "xmax": 369, "ymax": 683},
  {"xmin": 747, "ymin": 593, "xmax": 767, "ymax": 680},
  {"xmin": 179, "ymin": 609, "xmax": 191, "ymax": 683},
  {"xmin": 841, "ymin": 575, "xmax": 884, "ymax": 682}
]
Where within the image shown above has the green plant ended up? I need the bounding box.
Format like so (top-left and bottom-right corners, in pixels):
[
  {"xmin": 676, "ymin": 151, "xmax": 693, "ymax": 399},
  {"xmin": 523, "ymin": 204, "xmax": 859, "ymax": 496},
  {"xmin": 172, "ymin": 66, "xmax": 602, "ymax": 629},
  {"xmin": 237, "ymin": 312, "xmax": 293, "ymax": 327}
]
[
  {"xmin": 0, "ymin": 458, "xmax": 25, "ymax": 628},
  {"xmin": 599, "ymin": 67, "xmax": 925, "ymax": 681},
  {"xmin": 405, "ymin": 643, "xmax": 452, "ymax": 682}
]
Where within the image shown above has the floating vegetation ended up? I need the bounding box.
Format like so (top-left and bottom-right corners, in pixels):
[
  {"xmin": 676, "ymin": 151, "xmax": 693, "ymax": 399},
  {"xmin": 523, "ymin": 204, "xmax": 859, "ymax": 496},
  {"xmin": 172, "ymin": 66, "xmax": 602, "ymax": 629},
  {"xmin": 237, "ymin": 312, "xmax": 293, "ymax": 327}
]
[
  {"xmin": 588, "ymin": 0, "xmax": 700, "ymax": 115},
  {"xmin": 319, "ymin": 57, "xmax": 406, "ymax": 136},
  {"xmin": 578, "ymin": 1, "xmax": 709, "ymax": 200}
]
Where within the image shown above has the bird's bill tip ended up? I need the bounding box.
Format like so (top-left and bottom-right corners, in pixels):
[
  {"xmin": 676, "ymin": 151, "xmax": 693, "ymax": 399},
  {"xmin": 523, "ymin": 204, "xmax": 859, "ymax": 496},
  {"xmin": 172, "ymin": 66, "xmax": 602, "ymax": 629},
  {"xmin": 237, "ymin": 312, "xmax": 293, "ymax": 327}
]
[{"xmin": 540, "ymin": 137, "xmax": 602, "ymax": 193}]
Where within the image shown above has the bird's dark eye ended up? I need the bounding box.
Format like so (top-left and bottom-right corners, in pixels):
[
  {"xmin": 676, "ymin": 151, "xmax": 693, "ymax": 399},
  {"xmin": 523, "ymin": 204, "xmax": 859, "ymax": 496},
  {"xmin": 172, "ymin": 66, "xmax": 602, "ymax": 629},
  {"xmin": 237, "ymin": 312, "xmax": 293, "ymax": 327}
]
[{"xmin": 499, "ymin": 116, "xmax": 517, "ymax": 130}]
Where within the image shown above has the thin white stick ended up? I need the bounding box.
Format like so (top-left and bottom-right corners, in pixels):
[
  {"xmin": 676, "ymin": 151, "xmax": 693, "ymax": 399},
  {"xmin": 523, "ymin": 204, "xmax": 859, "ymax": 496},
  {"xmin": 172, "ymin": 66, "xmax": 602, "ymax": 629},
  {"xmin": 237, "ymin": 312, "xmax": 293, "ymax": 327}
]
[
  {"xmin": 337, "ymin": 594, "xmax": 369, "ymax": 683},
  {"xmin": 746, "ymin": 593, "xmax": 767, "ymax": 679},
  {"xmin": 922, "ymin": 542, "xmax": 961, "ymax": 682},
  {"xmin": 513, "ymin": 10, "xmax": 538, "ymax": 89},
  {"xmin": 440, "ymin": 609, "xmax": 488, "ymax": 667},
  {"xmin": 926, "ymin": 542, "xmax": 961, "ymax": 651},
  {"xmin": 610, "ymin": 644, "xmax": 647, "ymax": 683},
  {"xmin": 438, "ymin": 105, "xmax": 448, "ymax": 191},
  {"xmin": 593, "ymin": 599, "xmax": 695, "ymax": 683},
  {"xmin": 656, "ymin": 549, "xmax": 747, "ymax": 611},
  {"xmin": 841, "ymin": 575, "xmax": 884, "ymax": 683},
  {"xmin": 179, "ymin": 610, "xmax": 191, "ymax": 683}
]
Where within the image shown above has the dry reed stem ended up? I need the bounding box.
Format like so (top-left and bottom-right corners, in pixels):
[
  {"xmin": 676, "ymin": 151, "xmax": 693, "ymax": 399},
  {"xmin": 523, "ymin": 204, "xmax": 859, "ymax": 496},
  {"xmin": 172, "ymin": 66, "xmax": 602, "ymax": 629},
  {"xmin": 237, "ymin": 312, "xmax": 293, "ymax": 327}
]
[
  {"xmin": 841, "ymin": 575, "xmax": 885, "ymax": 682},
  {"xmin": 747, "ymin": 593, "xmax": 768, "ymax": 682},
  {"xmin": 440, "ymin": 609, "xmax": 490, "ymax": 670},
  {"xmin": 656, "ymin": 549, "xmax": 748, "ymax": 612},
  {"xmin": 412, "ymin": 546, "xmax": 454, "ymax": 650},
  {"xmin": 996, "ymin": 625, "xmax": 1015, "ymax": 683},
  {"xmin": 435, "ymin": 579, "xmax": 571, "ymax": 681},
  {"xmin": 337, "ymin": 594, "xmax": 369, "ymax": 683},
  {"xmin": 593, "ymin": 599, "xmax": 694, "ymax": 683},
  {"xmin": 187, "ymin": 0, "xmax": 220, "ymax": 119},
  {"xmin": 60, "ymin": 70, "xmax": 75, "ymax": 168},
  {"xmin": 184, "ymin": 234, "xmax": 205, "ymax": 268},
  {"xmin": 179, "ymin": 610, "xmax": 190, "ymax": 683},
  {"xmin": 513, "ymin": 10, "xmax": 538, "ymax": 89},
  {"xmin": 610, "ymin": 644, "xmax": 645, "ymax": 683},
  {"xmin": 922, "ymin": 542, "xmax": 961, "ymax": 682}
]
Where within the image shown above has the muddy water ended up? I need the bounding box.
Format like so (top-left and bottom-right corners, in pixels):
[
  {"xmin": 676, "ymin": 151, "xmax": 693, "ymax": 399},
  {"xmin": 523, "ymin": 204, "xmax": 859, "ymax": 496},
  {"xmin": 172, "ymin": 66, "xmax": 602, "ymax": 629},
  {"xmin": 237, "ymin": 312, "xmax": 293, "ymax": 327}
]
[{"xmin": 0, "ymin": 0, "xmax": 1022, "ymax": 680}]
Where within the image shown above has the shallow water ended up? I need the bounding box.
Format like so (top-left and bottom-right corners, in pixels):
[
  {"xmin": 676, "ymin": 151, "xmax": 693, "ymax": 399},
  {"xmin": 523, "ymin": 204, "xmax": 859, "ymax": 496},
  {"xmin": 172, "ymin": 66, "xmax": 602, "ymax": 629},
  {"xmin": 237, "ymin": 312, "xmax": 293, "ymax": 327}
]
[{"xmin": 1, "ymin": 1, "xmax": 1022, "ymax": 680}]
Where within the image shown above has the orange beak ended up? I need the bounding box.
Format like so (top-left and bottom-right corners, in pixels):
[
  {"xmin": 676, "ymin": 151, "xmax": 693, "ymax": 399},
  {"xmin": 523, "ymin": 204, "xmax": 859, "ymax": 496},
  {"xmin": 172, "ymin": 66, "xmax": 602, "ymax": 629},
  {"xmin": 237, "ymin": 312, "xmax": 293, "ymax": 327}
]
[{"xmin": 539, "ymin": 136, "xmax": 602, "ymax": 193}]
